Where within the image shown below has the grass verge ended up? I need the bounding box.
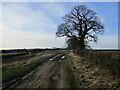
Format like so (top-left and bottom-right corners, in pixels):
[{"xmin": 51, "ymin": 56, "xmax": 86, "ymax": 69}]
[
  {"xmin": 62, "ymin": 51, "xmax": 90, "ymax": 88},
  {"xmin": 62, "ymin": 52, "xmax": 77, "ymax": 88}
]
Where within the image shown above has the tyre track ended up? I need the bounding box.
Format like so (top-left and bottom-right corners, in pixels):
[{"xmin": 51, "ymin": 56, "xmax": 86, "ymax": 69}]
[{"xmin": 8, "ymin": 52, "xmax": 65, "ymax": 89}]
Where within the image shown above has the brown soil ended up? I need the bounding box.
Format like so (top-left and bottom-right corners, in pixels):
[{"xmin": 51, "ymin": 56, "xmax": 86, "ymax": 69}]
[{"xmin": 11, "ymin": 52, "xmax": 65, "ymax": 88}]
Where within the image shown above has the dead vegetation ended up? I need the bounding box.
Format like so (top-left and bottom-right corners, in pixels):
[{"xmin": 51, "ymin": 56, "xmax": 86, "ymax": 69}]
[{"xmin": 67, "ymin": 50, "xmax": 120, "ymax": 89}]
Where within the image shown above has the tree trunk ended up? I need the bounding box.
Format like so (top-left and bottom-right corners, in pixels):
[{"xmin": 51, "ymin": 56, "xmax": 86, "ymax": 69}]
[{"xmin": 79, "ymin": 37, "xmax": 85, "ymax": 49}]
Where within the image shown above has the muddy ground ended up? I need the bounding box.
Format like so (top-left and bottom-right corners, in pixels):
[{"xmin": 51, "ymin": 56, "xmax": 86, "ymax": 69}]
[
  {"xmin": 13, "ymin": 55, "xmax": 62, "ymax": 88},
  {"xmin": 2, "ymin": 50, "xmax": 62, "ymax": 69},
  {"xmin": 2, "ymin": 50, "xmax": 66, "ymax": 89}
]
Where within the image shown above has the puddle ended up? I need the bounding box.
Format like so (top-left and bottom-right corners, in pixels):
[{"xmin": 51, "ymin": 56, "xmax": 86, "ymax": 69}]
[
  {"xmin": 49, "ymin": 54, "xmax": 61, "ymax": 61},
  {"xmin": 51, "ymin": 74, "xmax": 60, "ymax": 81},
  {"xmin": 61, "ymin": 56, "xmax": 65, "ymax": 59},
  {"xmin": 58, "ymin": 60, "xmax": 61, "ymax": 63},
  {"xmin": 50, "ymin": 58, "xmax": 53, "ymax": 61},
  {"xmin": 58, "ymin": 55, "xmax": 65, "ymax": 63}
]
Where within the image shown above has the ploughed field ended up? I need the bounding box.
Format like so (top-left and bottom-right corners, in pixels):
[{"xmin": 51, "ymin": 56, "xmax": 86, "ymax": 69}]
[{"xmin": 2, "ymin": 50, "xmax": 66, "ymax": 89}]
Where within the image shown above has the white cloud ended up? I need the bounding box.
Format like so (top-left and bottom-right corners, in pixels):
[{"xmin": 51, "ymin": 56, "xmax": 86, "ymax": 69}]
[
  {"xmin": 1, "ymin": 2, "xmax": 118, "ymax": 49},
  {"xmin": 1, "ymin": 26, "xmax": 65, "ymax": 49},
  {"xmin": 2, "ymin": 3, "xmax": 57, "ymax": 31},
  {"xmin": 90, "ymin": 35, "xmax": 118, "ymax": 49},
  {"xmin": 41, "ymin": 3, "xmax": 65, "ymax": 18},
  {"xmin": 0, "ymin": 3, "xmax": 2, "ymax": 49},
  {"xmin": 1, "ymin": 2, "xmax": 66, "ymax": 49}
]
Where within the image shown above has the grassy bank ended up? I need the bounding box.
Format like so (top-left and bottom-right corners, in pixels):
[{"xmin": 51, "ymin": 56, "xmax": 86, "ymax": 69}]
[{"xmin": 2, "ymin": 54, "xmax": 56, "ymax": 84}]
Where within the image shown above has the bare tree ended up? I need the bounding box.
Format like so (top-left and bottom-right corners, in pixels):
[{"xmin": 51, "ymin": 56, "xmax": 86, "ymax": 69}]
[{"xmin": 56, "ymin": 5, "xmax": 104, "ymax": 49}]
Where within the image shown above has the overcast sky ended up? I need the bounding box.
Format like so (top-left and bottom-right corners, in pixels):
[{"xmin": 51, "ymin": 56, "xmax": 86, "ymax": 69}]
[{"xmin": 1, "ymin": 2, "xmax": 118, "ymax": 49}]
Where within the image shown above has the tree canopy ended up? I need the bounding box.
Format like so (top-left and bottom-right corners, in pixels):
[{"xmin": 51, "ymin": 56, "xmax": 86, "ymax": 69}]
[{"xmin": 56, "ymin": 5, "xmax": 104, "ymax": 49}]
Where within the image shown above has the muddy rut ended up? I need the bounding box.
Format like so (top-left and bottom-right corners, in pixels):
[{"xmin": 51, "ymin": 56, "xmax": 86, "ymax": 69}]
[{"xmin": 10, "ymin": 53, "xmax": 65, "ymax": 88}]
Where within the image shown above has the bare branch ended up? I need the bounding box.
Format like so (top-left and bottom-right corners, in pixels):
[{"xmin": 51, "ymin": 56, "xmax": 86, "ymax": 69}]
[{"xmin": 56, "ymin": 5, "xmax": 104, "ymax": 49}]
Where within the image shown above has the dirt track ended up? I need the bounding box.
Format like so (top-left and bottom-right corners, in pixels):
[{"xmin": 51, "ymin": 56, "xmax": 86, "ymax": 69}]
[{"xmin": 9, "ymin": 52, "xmax": 65, "ymax": 88}]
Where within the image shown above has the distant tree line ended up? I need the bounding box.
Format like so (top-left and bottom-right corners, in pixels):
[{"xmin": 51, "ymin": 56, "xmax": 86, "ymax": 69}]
[{"xmin": 1, "ymin": 48, "xmax": 66, "ymax": 53}]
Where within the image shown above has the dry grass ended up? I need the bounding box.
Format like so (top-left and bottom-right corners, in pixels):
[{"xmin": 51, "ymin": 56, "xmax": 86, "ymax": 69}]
[
  {"xmin": 78, "ymin": 50, "xmax": 120, "ymax": 78},
  {"xmin": 69, "ymin": 50, "xmax": 120, "ymax": 89}
]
